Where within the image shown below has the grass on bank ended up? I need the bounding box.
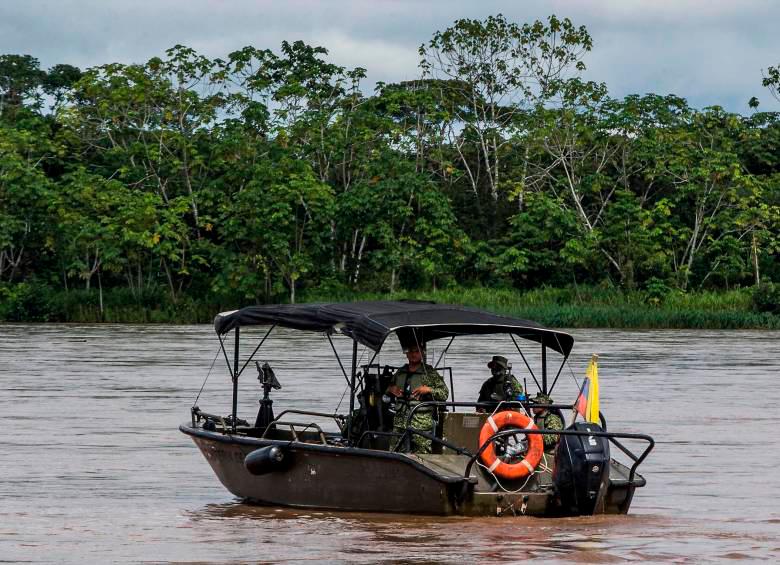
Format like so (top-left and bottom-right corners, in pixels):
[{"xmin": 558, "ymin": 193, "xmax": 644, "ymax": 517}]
[
  {"xmin": 2, "ymin": 282, "xmax": 779, "ymax": 329},
  {"xmin": 303, "ymin": 286, "xmax": 780, "ymax": 330}
]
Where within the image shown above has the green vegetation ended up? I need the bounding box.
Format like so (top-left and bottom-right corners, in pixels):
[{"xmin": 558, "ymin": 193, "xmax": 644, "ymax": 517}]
[
  {"xmin": 1, "ymin": 15, "xmax": 779, "ymax": 328},
  {"xmin": 304, "ymin": 287, "xmax": 780, "ymax": 330},
  {"xmin": 2, "ymin": 283, "xmax": 777, "ymax": 329}
]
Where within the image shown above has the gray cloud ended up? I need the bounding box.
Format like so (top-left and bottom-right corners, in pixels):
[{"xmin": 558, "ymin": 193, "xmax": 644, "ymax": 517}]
[{"xmin": 1, "ymin": 0, "xmax": 778, "ymax": 111}]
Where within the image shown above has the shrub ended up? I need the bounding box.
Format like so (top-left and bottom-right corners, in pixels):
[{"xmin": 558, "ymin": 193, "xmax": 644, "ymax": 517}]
[
  {"xmin": 0, "ymin": 282, "xmax": 61, "ymax": 321},
  {"xmin": 644, "ymin": 277, "xmax": 672, "ymax": 306},
  {"xmin": 752, "ymin": 281, "xmax": 780, "ymax": 314}
]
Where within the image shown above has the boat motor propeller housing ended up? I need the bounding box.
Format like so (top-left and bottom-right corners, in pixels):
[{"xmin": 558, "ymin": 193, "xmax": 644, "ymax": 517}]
[{"xmin": 552, "ymin": 422, "xmax": 610, "ymax": 515}]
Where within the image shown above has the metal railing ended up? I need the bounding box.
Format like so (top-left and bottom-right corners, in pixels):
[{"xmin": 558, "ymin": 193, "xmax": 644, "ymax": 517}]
[
  {"xmin": 463, "ymin": 426, "xmax": 654, "ymax": 486},
  {"xmin": 260, "ymin": 420, "xmax": 329, "ymax": 444},
  {"xmin": 272, "ymin": 409, "xmax": 346, "ymax": 430},
  {"xmin": 191, "ymin": 406, "xmax": 248, "ymax": 431},
  {"xmin": 395, "ymin": 400, "xmax": 653, "ymax": 485}
]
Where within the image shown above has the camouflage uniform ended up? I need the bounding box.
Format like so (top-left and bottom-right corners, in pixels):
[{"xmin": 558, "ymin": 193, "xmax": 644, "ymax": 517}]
[
  {"xmin": 478, "ymin": 355, "xmax": 523, "ymax": 408},
  {"xmin": 390, "ymin": 363, "xmax": 449, "ymax": 454},
  {"xmin": 477, "ymin": 374, "xmax": 524, "ymax": 405},
  {"xmin": 534, "ymin": 409, "xmax": 564, "ymax": 452}
]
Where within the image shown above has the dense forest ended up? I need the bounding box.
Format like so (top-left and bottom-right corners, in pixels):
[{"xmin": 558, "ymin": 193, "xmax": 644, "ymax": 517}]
[{"xmin": 1, "ymin": 15, "xmax": 779, "ymax": 322}]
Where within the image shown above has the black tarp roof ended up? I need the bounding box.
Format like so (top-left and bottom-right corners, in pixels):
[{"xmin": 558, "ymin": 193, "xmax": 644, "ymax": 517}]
[{"xmin": 213, "ymin": 300, "xmax": 574, "ymax": 356}]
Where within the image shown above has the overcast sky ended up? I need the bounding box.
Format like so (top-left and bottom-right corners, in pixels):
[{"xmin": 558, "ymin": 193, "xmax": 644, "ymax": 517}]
[{"xmin": 1, "ymin": 0, "xmax": 778, "ymax": 112}]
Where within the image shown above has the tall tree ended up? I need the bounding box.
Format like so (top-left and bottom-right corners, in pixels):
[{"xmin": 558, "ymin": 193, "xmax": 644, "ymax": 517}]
[
  {"xmin": 762, "ymin": 63, "xmax": 780, "ymax": 103},
  {"xmin": 0, "ymin": 125, "xmax": 53, "ymax": 281},
  {"xmin": 0, "ymin": 54, "xmax": 46, "ymax": 117},
  {"xmin": 419, "ymin": 14, "xmax": 592, "ymax": 213}
]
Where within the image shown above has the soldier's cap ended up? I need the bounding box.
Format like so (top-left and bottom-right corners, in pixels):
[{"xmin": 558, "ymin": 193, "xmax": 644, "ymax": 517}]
[
  {"xmin": 487, "ymin": 355, "xmax": 509, "ymax": 370},
  {"xmin": 531, "ymin": 392, "xmax": 553, "ymax": 405},
  {"xmin": 403, "ymin": 343, "xmax": 425, "ymax": 353}
]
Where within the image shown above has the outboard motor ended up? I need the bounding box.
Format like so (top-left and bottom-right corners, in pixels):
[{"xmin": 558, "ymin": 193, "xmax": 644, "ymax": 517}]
[
  {"xmin": 552, "ymin": 422, "xmax": 610, "ymax": 515},
  {"xmin": 244, "ymin": 445, "xmax": 291, "ymax": 475}
]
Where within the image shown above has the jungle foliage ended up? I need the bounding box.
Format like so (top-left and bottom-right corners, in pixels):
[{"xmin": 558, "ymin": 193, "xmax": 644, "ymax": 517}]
[{"xmin": 1, "ymin": 15, "xmax": 779, "ymax": 323}]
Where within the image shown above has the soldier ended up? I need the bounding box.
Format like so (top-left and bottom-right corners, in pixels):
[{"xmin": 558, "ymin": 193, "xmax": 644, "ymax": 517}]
[
  {"xmin": 477, "ymin": 355, "xmax": 524, "ymax": 411},
  {"xmin": 531, "ymin": 392, "xmax": 564, "ymax": 452},
  {"xmin": 385, "ymin": 343, "xmax": 448, "ymax": 454}
]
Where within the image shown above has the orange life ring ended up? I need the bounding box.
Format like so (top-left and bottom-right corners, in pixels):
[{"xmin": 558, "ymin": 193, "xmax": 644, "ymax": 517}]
[{"xmin": 478, "ymin": 411, "xmax": 543, "ymax": 480}]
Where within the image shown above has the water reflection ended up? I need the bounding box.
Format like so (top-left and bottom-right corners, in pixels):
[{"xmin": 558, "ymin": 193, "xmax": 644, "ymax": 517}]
[{"xmin": 185, "ymin": 501, "xmax": 686, "ymax": 562}]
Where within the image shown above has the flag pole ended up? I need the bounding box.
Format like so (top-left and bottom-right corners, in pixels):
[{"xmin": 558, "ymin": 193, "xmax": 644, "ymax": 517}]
[{"xmin": 572, "ymin": 353, "xmax": 600, "ymax": 426}]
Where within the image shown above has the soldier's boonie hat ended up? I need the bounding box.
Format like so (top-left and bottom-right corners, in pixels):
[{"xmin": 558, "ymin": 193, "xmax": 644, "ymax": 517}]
[
  {"xmin": 403, "ymin": 343, "xmax": 425, "ymax": 353},
  {"xmin": 531, "ymin": 392, "xmax": 553, "ymax": 405},
  {"xmin": 487, "ymin": 355, "xmax": 509, "ymax": 369}
]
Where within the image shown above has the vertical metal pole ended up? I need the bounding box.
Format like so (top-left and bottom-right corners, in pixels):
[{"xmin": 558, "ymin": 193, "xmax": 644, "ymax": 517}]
[
  {"xmin": 346, "ymin": 339, "xmax": 358, "ymax": 444},
  {"xmin": 232, "ymin": 326, "xmax": 240, "ymax": 433},
  {"xmin": 541, "ymin": 343, "xmax": 548, "ymax": 394}
]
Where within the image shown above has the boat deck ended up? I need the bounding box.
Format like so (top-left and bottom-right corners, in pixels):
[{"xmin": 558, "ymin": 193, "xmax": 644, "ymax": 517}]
[{"xmin": 413, "ymin": 452, "xmax": 557, "ymax": 492}]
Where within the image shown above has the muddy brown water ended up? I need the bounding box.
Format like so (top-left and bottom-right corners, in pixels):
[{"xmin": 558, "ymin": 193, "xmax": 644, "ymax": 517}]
[{"xmin": 1, "ymin": 325, "xmax": 779, "ymax": 563}]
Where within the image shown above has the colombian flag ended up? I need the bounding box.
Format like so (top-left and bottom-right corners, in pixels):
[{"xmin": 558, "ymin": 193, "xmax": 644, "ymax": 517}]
[{"xmin": 575, "ymin": 355, "xmax": 600, "ymax": 423}]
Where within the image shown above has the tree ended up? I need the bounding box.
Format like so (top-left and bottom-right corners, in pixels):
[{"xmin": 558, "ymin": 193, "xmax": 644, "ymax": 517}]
[
  {"xmin": 0, "ymin": 125, "xmax": 53, "ymax": 281},
  {"xmin": 216, "ymin": 148, "xmax": 334, "ymax": 303},
  {"xmin": 662, "ymin": 107, "xmax": 762, "ymax": 289},
  {"xmin": 335, "ymin": 153, "xmax": 467, "ymax": 292},
  {"xmin": 0, "ymin": 54, "xmax": 46, "ymax": 117},
  {"xmin": 42, "ymin": 64, "xmax": 82, "ymax": 111},
  {"xmin": 762, "ymin": 63, "xmax": 780, "ymax": 103},
  {"xmin": 524, "ymin": 80, "xmax": 628, "ymax": 280},
  {"xmin": 53, "ymin": 171, "xmax": 130, "ymax": 311},
  {"xmin": 419, "ymin": 14, "xmax": 592, "ymax": 212}
]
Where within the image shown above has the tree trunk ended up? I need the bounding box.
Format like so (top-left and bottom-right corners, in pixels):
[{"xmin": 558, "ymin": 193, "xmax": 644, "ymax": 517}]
[
  {"xmin": 161, "ymin": 257, "xmax": 178, "ymax": 303},
  {"xmin": 752, "ymin": 233, "xmax": 761, "ymax": 286},
  {"xmin": 6, "ymin": 245, "xmax": 25, "ymax": 282},
  {"xmin": 353, "ymin": 235, "xmax": 366, "ymax": 285},
  {"xmin": 97, "ymin": 268, "xmax": 104, "ymax": 319},
  {"xmin": 125, "ymin": 267, "xmax": 136, "ymax": 299},
  {"xmin": 178, "ymin": 100, "xmax": 201, "ymax": 239}
]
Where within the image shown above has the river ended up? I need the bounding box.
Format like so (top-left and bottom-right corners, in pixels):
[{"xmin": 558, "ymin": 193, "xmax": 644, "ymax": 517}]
[{"xmin": 1, "ymin": 324, "xmax": 779, "ymax": 563}]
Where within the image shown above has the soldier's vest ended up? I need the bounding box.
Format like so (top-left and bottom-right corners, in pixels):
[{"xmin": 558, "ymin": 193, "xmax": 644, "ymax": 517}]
[
  {"xmin": 483, "ymin": 375, "xmax": 520, "ymax": 402},
  {"xmin": 486, "ymin": 378, "xmax": 514, "ymax": 400},
  {"xmin": 392, "ymin": 364, "xmax": 434, "ymax": 409}
]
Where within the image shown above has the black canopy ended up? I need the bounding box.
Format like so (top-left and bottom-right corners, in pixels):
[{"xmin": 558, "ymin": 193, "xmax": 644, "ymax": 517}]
[{"xmin": 214, "ymin": 300, "xmax": 574, "ymax": 356}]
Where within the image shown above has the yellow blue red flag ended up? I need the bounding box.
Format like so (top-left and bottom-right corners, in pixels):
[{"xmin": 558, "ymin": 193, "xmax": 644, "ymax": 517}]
[{"xmin": 575, "ymin": 354, "xmax": 600, "ymax": 423}]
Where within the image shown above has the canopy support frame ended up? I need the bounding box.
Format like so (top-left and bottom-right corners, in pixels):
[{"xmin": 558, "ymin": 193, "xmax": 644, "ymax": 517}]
[
  {"xmin": 217, "ymin": 334, "xmax": 233, "ymax": 379},
  {"xmin": 327, "ymin": 332, "xmax": 352, "ymax": 388},
  {"xmin": 236, "ymin": 324, "xmax": 276, "ymax": 378},
  {"xmin": 434, "ymin": 337, "xmax": 455, "ymax": 369},
  {"xmin": 231, "ymin": 327, "xmax": 240, "ymax": 433},
  {"xmin": 346, "ymin": 339, "xmax": 358, "ymax": 445},
  {"xmin": 547, "ymin": 353, "xmax": 570, "ymax": 397},
  {"xmin": 510, "ymin": 334, "xmax": 541, "ymax": 392}
]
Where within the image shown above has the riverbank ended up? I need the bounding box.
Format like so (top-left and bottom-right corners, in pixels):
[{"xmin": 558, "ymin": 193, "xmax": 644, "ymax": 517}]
[{"xmin": 2, "ymin": 283, "xmax": 779, "ymax": 329}]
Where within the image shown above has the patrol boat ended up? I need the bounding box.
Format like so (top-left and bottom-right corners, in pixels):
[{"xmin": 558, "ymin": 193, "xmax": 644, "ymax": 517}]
[{"xmin": 180, "ymin": 301, "xmax": 654, "ymax": 517}]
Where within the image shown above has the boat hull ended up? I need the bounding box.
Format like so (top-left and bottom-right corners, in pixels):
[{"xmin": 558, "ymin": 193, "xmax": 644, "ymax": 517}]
[
  {"xmin": 186, "ymin": 427, "xmax": 453, "ymax": 514},
  {"xmin": 182, "ymin": 425, "xmax": 642, "ymax": 517}
]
